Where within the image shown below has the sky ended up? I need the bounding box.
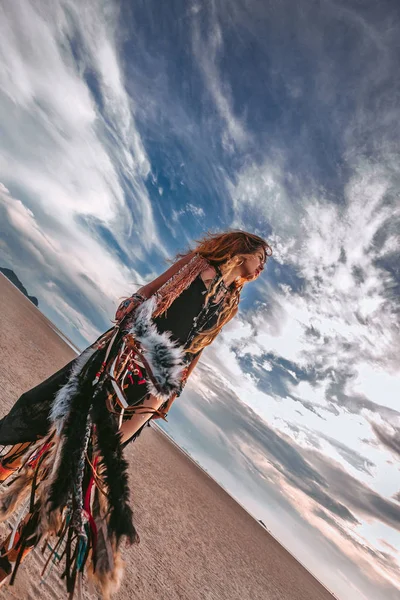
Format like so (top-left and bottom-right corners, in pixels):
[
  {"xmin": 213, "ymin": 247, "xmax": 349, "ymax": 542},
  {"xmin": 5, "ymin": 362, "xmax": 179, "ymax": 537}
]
[{"xmin": 0, "ymin": 1, "xmax": 400, "ymax": 598}]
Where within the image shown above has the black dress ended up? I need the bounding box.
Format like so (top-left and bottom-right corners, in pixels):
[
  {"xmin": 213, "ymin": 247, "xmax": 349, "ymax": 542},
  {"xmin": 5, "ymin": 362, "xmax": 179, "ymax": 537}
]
[{"xmin": 0, "ymin": 276, "xmax": 217, "ymax": 445}]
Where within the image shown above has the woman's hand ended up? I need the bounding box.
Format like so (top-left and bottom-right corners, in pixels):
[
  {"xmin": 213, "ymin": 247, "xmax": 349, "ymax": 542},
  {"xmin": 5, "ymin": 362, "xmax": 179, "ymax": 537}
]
[
  {"xmin": 115, "ymin": 293, "xmax": 145, "ymax": 323},
  {"xmin": 150, "ymin": 395, "xmax": 177, "ymax": 420},
  {"xmin": 151, "ymin": 410, "xmax": 168, "ymax": 421},
  {"xmin": 115, "ymin": 253, "xmax": 197, "ymax": 323},
  {"xmin": 150, "ymin": 360, "xmax": 195, "ymax": 420}
]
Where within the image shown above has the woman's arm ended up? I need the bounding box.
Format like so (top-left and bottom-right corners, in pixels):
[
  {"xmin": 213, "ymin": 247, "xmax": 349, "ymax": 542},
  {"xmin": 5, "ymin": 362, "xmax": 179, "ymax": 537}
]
[
  {"xmin": 115, "ymin": 252, "xmax": 196, "ymax": 322},
  {"xmin": 138, "ymin": 252, "xmax": 196, "ymax": 299},
  {"xmin": 182, "ymin": 350, "xmax": 203, "ymax": 383}
]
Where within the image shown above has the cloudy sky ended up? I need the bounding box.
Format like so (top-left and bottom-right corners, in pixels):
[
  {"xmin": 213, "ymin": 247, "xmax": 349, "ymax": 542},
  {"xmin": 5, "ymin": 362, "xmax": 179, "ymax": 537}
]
[{"xmin": 1, "ymin": 1, "xmax": 400, "ymax": 598}]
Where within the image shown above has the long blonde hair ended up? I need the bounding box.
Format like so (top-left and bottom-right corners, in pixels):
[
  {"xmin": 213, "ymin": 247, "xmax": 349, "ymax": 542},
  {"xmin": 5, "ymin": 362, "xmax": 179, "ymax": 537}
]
[{"xmin": 177, "ymin": 230, "xmax": 272, "ymax": 354}]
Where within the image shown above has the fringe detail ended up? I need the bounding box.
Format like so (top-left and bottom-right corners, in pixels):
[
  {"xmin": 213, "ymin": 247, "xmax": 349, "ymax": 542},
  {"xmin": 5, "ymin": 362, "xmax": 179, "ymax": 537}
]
[
  {"xmin": 152, "ymin": 253, "xmax": 209, "ymax": 318},
  {"xmin": 0, "ymin": 469, "xmax": 34, "ymax": 522},
  {"xmin": 0, "ymin": 437, "xmax": 47, "ymax": 522},
  {"xmin": 35, "ymin": 431, "xmax": 66, "ymax": 536},
  {"xmin": 129, "ymin": 297, "xmax": 185, "ymax": 400}
]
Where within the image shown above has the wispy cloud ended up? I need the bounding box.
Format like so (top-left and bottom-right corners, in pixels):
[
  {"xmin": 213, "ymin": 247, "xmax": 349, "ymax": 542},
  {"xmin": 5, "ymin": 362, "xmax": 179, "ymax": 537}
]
[
  {"xmin": 0, "ymin": 0, "xmax": 167, "ymax": 345},
  {"xmin": 163, "ymin": 366, "xmax": 400, "ymax": 599},
  {"xmin": 191, "ymin": 3, "xmax": 250, "ymax": 153},
  {"xmin": 1, "ymin": 1, "xmax": 400, "ymax": 598}
]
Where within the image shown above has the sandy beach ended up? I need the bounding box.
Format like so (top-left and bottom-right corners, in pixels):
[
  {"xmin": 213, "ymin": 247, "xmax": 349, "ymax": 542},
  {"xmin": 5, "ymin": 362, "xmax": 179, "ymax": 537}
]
[{"xmin": 0, "ymin": 273, "xmax": 335, "ymax": 600}]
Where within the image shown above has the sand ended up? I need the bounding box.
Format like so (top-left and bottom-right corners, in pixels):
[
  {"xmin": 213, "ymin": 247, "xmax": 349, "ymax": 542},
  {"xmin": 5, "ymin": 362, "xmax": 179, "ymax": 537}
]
[{"xmin": 0, "ymin": 274, "xmax": 334, "ymax": 600}]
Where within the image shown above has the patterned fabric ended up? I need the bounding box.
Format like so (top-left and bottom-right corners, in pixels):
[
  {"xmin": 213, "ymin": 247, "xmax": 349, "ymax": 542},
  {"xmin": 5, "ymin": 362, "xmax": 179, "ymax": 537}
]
[
  {"xmin": 152, "ymin": 253, "xmax": 210, "ymax": 318},
  {"xmin": 0, "ymin": 253, "xmax": 218, "ymax": 596}
]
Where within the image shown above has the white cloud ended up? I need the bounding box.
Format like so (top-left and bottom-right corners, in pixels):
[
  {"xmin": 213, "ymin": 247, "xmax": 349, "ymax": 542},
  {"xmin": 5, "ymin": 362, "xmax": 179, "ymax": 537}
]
[
  {"xmin": 1, "ymin": 2, "xmax": 400, "ymax": 597},
  {"xmin": 171, "ymin": 202, "xmax": 205, "ymax": 223},
  {"xmin": 0, "ymin": 184, "xmax": 145, "ymax": 333},
  {"xmin": 0, "ymin": 0, "xmax": 160, "ymax": 260},
  {"xmin": 228, "ymin": 160, "xmax": 296, "ymax": 239},
  {"xmin": 228, "ymin": 157, "xmax": 400, "ymax": 372},
  {"xmin": 195, "ymin": 153, "xmax": 400, "ymax": 583},
  {"xmin": 191, "ymin": 6, "xmax": 250, "ymax": 151},
  {"xmin": 42, "ymin": 283, "xmax": 101, "ymax": 342},
  {"xmin": 351, "ymin": 365, "xmax": 400, "ymax": 413},
  {"xmin": 0, "ymin": 1, "xmax": 170, "ymax": 343}
]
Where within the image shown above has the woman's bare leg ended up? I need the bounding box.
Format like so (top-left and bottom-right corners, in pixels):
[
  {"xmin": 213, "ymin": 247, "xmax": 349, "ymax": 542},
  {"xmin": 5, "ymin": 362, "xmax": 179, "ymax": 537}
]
[{"xmin": 119, "ymin": 394, "xmax": 164, "ymax": 444}]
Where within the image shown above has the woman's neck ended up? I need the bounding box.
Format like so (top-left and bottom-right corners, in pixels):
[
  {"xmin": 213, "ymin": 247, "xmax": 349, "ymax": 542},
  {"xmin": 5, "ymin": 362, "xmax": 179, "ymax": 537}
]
[
  {"xmin": 219, "ymin": 264, "xmax": 241, "ymax": 288},
  {"xmin": 200, "ymin": 263, "xmax": 241, "ymax": 290}
]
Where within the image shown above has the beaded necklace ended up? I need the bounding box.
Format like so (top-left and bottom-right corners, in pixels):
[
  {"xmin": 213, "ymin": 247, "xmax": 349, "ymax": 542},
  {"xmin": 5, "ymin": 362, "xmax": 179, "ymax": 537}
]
[{"xmin": 183, "ymin": 266, "xmax": 231, "ymax": 353}]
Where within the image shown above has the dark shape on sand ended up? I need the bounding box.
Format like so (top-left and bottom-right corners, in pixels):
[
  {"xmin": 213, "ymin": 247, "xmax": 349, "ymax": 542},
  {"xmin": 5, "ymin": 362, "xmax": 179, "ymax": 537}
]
[{"xmin": 259, "ymin": 520, "xmax": 268, "ymax": 529}]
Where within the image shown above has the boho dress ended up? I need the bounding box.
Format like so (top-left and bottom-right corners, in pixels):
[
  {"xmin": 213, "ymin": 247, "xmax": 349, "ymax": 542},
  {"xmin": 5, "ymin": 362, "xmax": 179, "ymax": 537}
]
[{"xmin": 0, "ymin": 255, "xmax": 229, "ymax": 597}]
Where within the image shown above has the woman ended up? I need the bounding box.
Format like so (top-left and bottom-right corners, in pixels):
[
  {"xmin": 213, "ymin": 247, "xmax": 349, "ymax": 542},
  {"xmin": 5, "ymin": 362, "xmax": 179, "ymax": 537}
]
[{"xmin": 0, "ymin": 230, "xmax": 271, "ymax": 597}]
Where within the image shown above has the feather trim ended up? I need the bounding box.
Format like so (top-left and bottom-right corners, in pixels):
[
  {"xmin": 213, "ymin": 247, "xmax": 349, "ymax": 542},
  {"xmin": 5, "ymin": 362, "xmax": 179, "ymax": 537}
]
[
  {"xmin": 50, "ymin": 346, "xmax": 97, "ymax": 433},
  {"xmin": 91, "ymin": 387, "xmax": 137, "ymax": 546},
  {"xmin": 46, "ymin": 352, "xmax": 101, "ymax": 516},
  {"xmin": 0, "ymin": 436, "xmax": 47, "ymax": 522},
  {"xmin": 87, "ymin": 475, "xmax": 129, "ymax": 599},
  {"xmin": 87, "ymin": 520, "xmax": 124, "ymax": 600},
  {"xmin": 34, "ymin": 431, "xmax": 66, "ymax": 536},
  {"xmin": 0, "ymin": 469, "xmax": 34, "ymax": 522},
  {"xmin": 129, "ymin": 297, "xmax": 185, "ymax": 400}
]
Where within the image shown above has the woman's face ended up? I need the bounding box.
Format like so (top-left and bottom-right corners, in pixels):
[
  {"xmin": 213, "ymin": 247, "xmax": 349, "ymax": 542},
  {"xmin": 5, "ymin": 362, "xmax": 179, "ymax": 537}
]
[{"xmin": 239, "ymin": 246, "xmax": 266, "ymax": 280}]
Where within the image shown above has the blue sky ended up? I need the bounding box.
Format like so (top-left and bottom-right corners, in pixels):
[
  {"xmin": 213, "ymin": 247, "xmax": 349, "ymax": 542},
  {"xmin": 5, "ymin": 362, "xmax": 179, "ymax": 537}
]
[{"xmin": 1, "ymin": 2, "xmax": 400, "ymax": 598}]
